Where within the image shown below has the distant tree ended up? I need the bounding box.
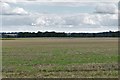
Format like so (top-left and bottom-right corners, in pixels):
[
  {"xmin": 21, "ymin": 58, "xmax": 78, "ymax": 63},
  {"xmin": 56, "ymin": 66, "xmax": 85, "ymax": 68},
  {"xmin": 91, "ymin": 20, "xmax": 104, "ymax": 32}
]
[{"xmin": 2, "ymin": 31, "xmax": 120, "ymax": 38}]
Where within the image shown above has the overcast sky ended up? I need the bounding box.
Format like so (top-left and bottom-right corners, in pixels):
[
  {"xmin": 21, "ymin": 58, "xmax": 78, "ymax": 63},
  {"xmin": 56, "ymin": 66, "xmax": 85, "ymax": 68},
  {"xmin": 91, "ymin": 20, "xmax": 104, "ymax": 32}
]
[{"xmin": 0, "ymin": 0, "xmax": 119, "ymax": 33}]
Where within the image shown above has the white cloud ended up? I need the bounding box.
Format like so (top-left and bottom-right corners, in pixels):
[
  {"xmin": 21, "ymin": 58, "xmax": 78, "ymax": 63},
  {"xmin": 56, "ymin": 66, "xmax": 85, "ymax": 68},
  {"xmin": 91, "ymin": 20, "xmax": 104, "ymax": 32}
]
[
  {"xmin": 0, "ymin": 2, "xmax": 28, "ymax": 15},
  {"xmin": 1, "ymin": 2, "xmax": 118, "ymax": 32},
  {"xmin": 12, "ymin": 7, "xmax": 28, "ymax": 15},
  {"xmin": 33, "ymin": 13, "xmax": 118, "ymax": 28},
  {"xmin": 95, "ymin": 3, "xmax": 118, "ymax": 14},
  {"xmin": 0, "ymin": 2, "xmax": 11, "ymax": 14},
  {"xmin": 82, "ymin": 16, "xmax": 96, "ymax": 25},
  {"xmin": 0, "ymin": 0, "xmax": 17, "ymax": 3},
  {"xmin": 1, "ymin": 13, "xmax": 118, "ymax": 32},
  {"xmin": 2, "ymin": 13, "xmax": 118, "ymax": 27},
  {"xmin": 0, "ymin": 0, "xmax": 119, "ymax": 3}
]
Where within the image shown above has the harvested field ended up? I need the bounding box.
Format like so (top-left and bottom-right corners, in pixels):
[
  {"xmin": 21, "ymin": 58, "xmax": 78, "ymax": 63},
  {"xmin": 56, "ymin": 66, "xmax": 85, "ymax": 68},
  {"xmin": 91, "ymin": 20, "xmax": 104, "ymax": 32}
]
[{"xmin": 2, "ymin": 38, "xmax": 119, "ymax": 78}]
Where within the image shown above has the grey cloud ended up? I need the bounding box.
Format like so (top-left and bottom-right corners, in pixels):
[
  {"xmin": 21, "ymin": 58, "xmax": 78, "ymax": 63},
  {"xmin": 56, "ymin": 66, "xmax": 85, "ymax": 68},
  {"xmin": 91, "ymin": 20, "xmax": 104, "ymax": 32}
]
[
  {"xmin": 95, "ymin": 3, "xmax": 118, "ymax": 14},
  {"xmin": 2, "ymin": 13, "xmax": 118, "ymax": 28},
  {"xmin": 2, "ymin": 15, "xmax": 34, "ymax": 26}
]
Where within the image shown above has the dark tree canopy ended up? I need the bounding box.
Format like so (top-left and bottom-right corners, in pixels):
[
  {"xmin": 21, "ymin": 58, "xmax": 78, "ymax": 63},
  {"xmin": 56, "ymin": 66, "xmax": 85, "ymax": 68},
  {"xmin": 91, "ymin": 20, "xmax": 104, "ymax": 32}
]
[{"xmin": 1, "ymin": 31, "xmax": 120, "ymax": 38}]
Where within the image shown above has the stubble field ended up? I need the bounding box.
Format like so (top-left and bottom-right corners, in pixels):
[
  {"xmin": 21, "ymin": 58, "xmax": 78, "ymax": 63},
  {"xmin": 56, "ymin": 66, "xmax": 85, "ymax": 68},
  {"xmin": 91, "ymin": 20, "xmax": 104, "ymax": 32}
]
[{"xmin": 2, "ymin": 38, "xmax": 119, "ymax": 78}]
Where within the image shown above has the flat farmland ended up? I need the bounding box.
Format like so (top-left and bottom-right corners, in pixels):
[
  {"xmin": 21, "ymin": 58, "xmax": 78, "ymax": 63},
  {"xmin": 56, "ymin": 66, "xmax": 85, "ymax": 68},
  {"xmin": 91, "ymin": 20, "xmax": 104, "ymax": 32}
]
[{"xmin": 2, "ymin": 38, "xmax": 119, "ymax": 78}]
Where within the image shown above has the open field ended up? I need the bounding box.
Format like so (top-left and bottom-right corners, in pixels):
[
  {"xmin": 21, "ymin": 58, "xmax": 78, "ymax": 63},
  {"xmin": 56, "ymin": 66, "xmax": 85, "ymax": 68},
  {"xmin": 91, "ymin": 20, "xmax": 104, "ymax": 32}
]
[{"xmin": 2, "ymin": 38, "xmax": 119, "ymax": 78}]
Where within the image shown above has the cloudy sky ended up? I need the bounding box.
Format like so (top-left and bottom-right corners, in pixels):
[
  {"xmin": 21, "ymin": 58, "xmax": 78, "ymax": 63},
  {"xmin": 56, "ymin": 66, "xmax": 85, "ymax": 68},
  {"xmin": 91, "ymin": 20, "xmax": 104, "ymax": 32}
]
[{"xmin": 0, "ymin": 0, "xmax": 119, "ymax": 33}]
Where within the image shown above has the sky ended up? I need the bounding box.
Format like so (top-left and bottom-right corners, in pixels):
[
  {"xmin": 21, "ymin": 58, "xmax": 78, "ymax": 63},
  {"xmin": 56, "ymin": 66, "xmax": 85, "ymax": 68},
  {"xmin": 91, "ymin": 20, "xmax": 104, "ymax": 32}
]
[{"xmin": 0, "ymin": 0, "xmax": 119, "ymax": 33}]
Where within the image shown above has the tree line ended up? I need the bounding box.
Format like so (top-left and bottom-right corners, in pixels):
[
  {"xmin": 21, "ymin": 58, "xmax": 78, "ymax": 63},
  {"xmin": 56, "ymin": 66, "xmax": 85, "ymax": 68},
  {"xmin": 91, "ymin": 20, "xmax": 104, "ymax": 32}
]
[{"xmin": 1, "ymin": 31, "xmax": 120, "ymax": 38}]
